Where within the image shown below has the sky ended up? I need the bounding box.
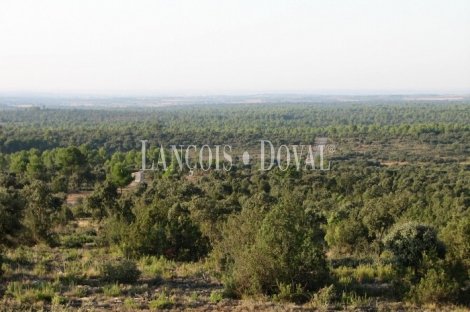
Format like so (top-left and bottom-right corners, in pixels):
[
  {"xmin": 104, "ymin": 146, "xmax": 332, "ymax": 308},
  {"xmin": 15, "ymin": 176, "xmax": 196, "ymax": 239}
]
[{"xmin": 0, "ymin": 1, "xmax": 469, "ymax": 95}]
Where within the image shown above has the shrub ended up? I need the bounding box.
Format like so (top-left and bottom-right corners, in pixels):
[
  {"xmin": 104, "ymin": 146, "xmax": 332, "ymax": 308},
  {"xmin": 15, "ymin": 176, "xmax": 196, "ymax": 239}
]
[
  {"xmin": 353, "ymin": 264, "xmax": 375, "ymax": 283},
  {"xmin": 52, "ymin": 295, "xmax": 68, "ymax": 305},
  {"xmin": 383, "ymin": 222, "xmax": 445, "ymax": 275},
  {"xmin": 100, "ymin": 259, "xmax": 141, "ymax": 284},
  {"xmin": 221, "ymin": 203, "xmax": 329, "ymax": 300},
  {"xmin": 103, "ymin": 283, "xmax": 122, "ymax": 297},
  {"xmin": 273, "ymin": 283, "xmax": 304, "ymax": 303},
  {"xmin": 209, "ymin": 291, "xmax": 223, "ymax": 303},
  {"xmin": 9, "ymin": 245, "xmax": 34, "ymax": 264},
  {"xmin": 376, "ymin": 263, "xmax": 395, "ymax": 282},
  {"xmin": 55, "ymin": 204, "xmax": 74, "ymax": 226},
  {"xmin": 34, "ymin": 282, "xmax": 57, "ymax": 302},
  {"xmin": 149, "ymin": 292, "xmax": 174, "ymax": 309},
  {"xmin": 340, "ymin": 290, "xmax": 369, "ymax": 306},
  {"xmin": 440, "ymin": 217, "xmax": 470, "ymax": 276},
  {"xmin": 63, "ymin": 260, "xmax": 83, "ymax": 283},
  {"xmin": 222, "ymin": 275, "xmax": 238, "ymax": 299},
  {"xmin": 21, "ymin": 180, "xmax": 64, "ymax": 245},
  {"xmin": 0, "ymin": 183, "xmax": 25, "ymax": 247},
  {"xmin": 312, "ymin": 284, "xmax": 337, "ymax": 306},
  {"xmin": 138, "ymin": 255, "xmax": 175, "ymax": 279},
  {"xmin": 409, "ymin": 267, "xmax": 459, "ymax": 304},
  {"xmin": 6, "ymin": 281, "xmax": 24, "ymax": 302},
  {"xmin": 325, "ymin": 219, "xmax": 369, "ymax": 255}
]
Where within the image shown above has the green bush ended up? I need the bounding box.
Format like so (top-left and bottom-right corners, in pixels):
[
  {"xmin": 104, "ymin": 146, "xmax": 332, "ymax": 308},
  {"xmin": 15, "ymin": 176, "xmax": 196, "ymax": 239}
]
[
  {"xmin": 383, "ymin": 222, "xmax": 445, "ymax": 275},
  {"xmin": 33, "ymin": 282, "xmax": 57, "ymax": 302},
  {"xmin": 219, "ymin": 202, "xmax": 330, "ymax": 300},
  {"xmin": 55, "ymin": 204, "xmax": 74, "ymax": 226},
  {"xmin": 209, "ymin": 291, "xmax": 223, "ymax": 303},
  {"xmin": 409, "ymin": 267, "xmax": 459, "ymax": 304},
  {"xmin": 273, "ymin": 283, "xmax": 304, "ymax": 303},
  {"xmin": 440, "ymin": 217, "xmax": 470, "ymax": 276},
  {"xmin": 376, "ymin": 263, "xmax": 395, "ymax": 282},
  {"xmin": 149, "ymin": 292, "xmax": 174, "ymax": 309},
  {"xmin": 222, "ymin": 275, "xmax": 238, "ymax": 299},
  {"xmin": 9, "ymin": 245, "xmax": 34, "ymax": 265},
  {"xmin": 52, "ymin": 295, "xmax": 68, "ymax": 305},
  {"xmin": 6, "ymin": 281, "xmax": 24, "ymax": 301},
  {"xmin": 312, "ymin": 284, "xmax": 337, "ymax": 306},
  {"xmin": 325, "ymin": 219, "xmax": 369, "ymax": 255},
  {"xmin": 340, "ymin": 290, "xmax": 370, "ymax": 306},
  {"xmin": 100, "ymin": 259, "xmax": 141, "ymax": 284},
  {"xmin": 103, "ymin": 283, "xmax": 122, "ymax": 297},
  {"xmin": 353, "ymin": 264, "xmax": 375, "ymax": 283},
  {"xmin": 21, "ymin": 180, "xmax": 64, "ymax": 245},
  {"xmin": 138, "ymin": 255, "xmax": 175, "ymax": 279}
]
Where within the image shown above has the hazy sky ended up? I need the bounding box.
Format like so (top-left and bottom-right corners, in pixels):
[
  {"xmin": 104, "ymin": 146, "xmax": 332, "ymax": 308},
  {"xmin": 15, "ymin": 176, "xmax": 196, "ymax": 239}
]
[{"xmin": 1, "ymin": 1, "xmax": 469, "ymax": 95}]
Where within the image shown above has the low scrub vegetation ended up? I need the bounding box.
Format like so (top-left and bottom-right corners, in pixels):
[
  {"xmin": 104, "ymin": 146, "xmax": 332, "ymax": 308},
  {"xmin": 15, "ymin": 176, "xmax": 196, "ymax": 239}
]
[{"xmin": 1, "ymin": 102, "xmax": 470, "ymax": 310}]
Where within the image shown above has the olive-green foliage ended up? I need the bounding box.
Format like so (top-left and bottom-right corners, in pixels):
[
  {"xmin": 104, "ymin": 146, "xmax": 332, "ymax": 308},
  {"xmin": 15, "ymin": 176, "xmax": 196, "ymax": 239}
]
[
  {"xmin": 325, "ymin": 218, "xmax": 369, "ymax": 255},
  {"xmin": 253, "ymin": 204, "xmax": 329, "ymax": 293},
  {"xmin": 102, "ymin": 283, "xmax": 122, "ymax": 296},
  {"xmin": 85, "ymin": 180, "xmax": 119, "ymax": 221},
  {"xmin": 209, "ymin": 291, "xmax": 223, "ymax": 303},
  {"xmin": 123, "ymin": 297, "xmax": 141, "ymax": 309},
  {"xmin": 312, "ymin": 284, "xmax": 337, "ymax": 306},
  {"xmin": 149, "ymin": 291, "xmax": 174, "ymax": 309},
  {"xmin": 51, "ymin": 175, "xmax": 68, "ymax": 193},
  {"xmin": 97, "ymin": 217, "xmax": 129, "ymax": 248},
  {"xmin": 218, "ymin": 194, "xmax": 329, "ymax": 299},
  {"xmin": 1, "ymin": 102, "xmax": 470, "ymax": 306},
  {"xmin": 55, "ymin": 146, "xmax": 86, "ymax": 176},
  {"xmin": 100, "ymin": 259, "xmax": 141, "ymax": 284},
  {"xmin": 9, "ymin": 151, "xmax": 29, "ymax": 176},
  {"xmin": 120, "ymin": 199, "xmax": 210, "ymax": 261},
  {"xmin": 410, "ymin": 266, "xmax": 459, "ymax": 304},
  {"xmin": 1, "ymin": 103, "xmax": 470, "ymax": 156},
  {"xmin": 383, "ymin": 222, "xmax": 445, "ymax": 274},
  {"xmin": 51, "ymin": 295, "xmax": 68, "ymax": 305},
  {"xmin": 109, "ymin": 161, "xmax": 133, "ymax": 191},
  {"xmin": 0, "ymin": 180, "xmax": 25, "ymax": 247},
  {"xmin": 96, "ymin": 179, "xmax": 211, "ymax": 261},
  {"xmin": 441, "ymin": 217, "xmax": 470, "ymax": 274},
  {"xmin": 21, "ymin": 180, "xmax": 64, "ymax": 244},
  {"xmin": 55, "ymin": 204, "xmax": 74, "ymax": 226}
]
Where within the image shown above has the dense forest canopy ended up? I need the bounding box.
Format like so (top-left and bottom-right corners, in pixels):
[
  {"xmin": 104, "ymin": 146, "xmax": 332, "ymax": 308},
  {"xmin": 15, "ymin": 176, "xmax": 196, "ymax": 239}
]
[{"xmin": 1, "ymin": 102, "xmax": 469, "ymax": 153}]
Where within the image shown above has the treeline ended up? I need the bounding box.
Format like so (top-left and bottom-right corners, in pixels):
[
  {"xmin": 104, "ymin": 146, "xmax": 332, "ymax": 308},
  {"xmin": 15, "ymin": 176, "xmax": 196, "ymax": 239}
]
[{"xmin": 1, "ymin": 103, "xmax": 470, "ymax": 155}]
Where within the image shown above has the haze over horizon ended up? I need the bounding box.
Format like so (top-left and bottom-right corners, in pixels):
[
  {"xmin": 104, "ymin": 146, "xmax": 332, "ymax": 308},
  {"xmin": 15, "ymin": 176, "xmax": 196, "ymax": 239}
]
[{"xmin": 1, "ymin": 1, "xmax": 469, "ymax": 95}]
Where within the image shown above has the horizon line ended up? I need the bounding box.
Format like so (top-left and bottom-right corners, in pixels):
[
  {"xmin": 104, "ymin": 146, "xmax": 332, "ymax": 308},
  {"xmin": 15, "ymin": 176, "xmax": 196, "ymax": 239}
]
[{"xmin": 1, "ymin": 90, "xmax": 470, "ymax": 98}]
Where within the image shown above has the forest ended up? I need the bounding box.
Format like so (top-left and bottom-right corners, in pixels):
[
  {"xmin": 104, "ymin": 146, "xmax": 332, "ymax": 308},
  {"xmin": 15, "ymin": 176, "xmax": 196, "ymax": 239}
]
[{"xmin": 0, "ymin": 101, "xmax": 469, "ymax": 311}]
